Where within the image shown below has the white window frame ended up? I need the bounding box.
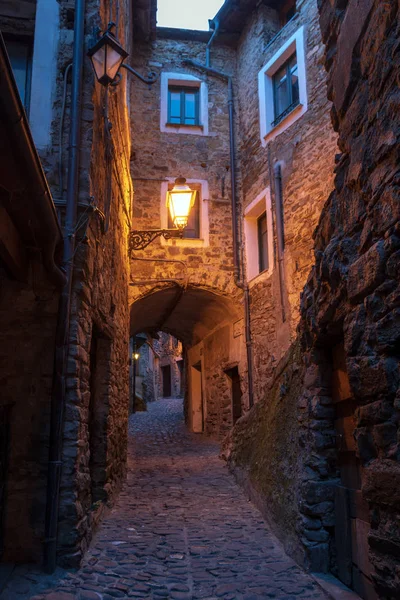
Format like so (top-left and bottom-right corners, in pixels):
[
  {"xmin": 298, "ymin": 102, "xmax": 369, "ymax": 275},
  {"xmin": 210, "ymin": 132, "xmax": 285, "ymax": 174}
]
[
  {"xmin": 160, "ymin": 72, "xmax": 209, "ymax": 136},
  {"xmin": 258, "ymin": 26, "xmax": 307, "ymax": 146},
  {"xmin": 244, "ymin": 187, "xmax": 274, "ymax": 282},
  {"xmin": 160, "ymin": 178, "xmax": 210, "ymax": 248}
]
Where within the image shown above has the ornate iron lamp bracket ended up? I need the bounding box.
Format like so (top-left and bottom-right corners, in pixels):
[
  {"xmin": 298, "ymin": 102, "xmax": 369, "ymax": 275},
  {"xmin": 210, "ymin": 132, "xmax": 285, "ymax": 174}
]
[{"xmin": 129, "ymin": 229, "xmax": 183, "ymax": 253}]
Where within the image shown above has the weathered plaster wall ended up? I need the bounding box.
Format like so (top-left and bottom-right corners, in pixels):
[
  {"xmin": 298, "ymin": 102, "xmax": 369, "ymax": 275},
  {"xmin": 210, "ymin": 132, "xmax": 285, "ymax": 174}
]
[
  {"xmin": 236, "ymin": 0, "xmax": 338, "ymax": 404},
  {"xmin": 299, "ymin": 0, "xmax": 400, "ymax": 595}
]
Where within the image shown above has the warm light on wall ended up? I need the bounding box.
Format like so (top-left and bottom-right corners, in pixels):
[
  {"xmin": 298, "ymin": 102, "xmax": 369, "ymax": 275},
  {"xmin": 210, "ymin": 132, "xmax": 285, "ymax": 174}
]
[
  {"xmin": 166, "ymin": 177, "xmax": 197, "ymax": 230},
  {"xmin": 129, "ymin": 177, "xmax": 196, "ymax": 252}
]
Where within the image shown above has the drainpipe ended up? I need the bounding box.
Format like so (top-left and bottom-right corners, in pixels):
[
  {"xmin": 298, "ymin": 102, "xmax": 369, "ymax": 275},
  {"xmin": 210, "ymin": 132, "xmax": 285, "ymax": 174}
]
[
  {"xmin": 44, "ymin": 0, "xmax": 86, "ymax": 574},
  {"xmin": 182, "ymin": 58, "xmax": 254, "ymax": 409},
  {"xmin": 268, "ymin": 145, "xmax": 286, "ymax": 323},
  {"xmin": 206, "ymin": 17, "xmax": 220, "ymax": 67}
]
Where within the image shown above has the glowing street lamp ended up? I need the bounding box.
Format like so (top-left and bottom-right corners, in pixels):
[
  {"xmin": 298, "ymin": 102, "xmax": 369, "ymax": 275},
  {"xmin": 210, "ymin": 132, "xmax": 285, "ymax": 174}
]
[
  {"xmin": 166, "ymin": 177, "xmax": 197, "ymax": 230},
  {"xmin": 87, "ymin": 24, "xmax": 128, "ymax": 86},
  {"xmin": 129, "ymin": 177, "xmax": 196, "ymax": 252},
  {"xmin": 134, "ymin": 352, "xmax": 140, "ymax": 360}
]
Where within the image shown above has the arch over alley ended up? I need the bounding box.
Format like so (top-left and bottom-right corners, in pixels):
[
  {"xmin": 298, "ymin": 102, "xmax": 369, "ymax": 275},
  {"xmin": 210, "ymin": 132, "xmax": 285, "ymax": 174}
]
[{"xmin": 129, "ymin": 284, "xmax": 247, "ymax": 438}]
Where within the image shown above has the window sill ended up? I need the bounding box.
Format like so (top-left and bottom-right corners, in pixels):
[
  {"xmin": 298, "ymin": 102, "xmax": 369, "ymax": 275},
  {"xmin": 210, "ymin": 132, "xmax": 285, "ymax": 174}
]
[
  {"xmin": 166, "ymin": 122, "xmax": 203, "ymax": 129},
  {"xmin": 161, "ymin": 237, "xmax": 208, "ymax": 248},
  {"xmin": 248, "ymin": 267, "xmax": 274, "ymax": 287},
  {"xmin": 263, "ymin": 101, "xmax": 304, "ymax": 144},
  {"xmin": 163, "ymin": 122, "xmax": 205, "ymax": 136}
]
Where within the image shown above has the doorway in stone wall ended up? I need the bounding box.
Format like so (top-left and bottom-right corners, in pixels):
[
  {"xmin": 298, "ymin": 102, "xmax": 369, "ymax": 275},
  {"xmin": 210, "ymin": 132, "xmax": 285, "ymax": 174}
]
[
  {"xmin": 162, "ymin": 365, "xmax": 172, "ymax": 398},
  {"xmin": 89, "ymin": 326, "xmax": 112, "ymax": 505},
  {"xmin": 225, "ymin": 367, "xmax": 242, "ymax": 425},
  {"xmin": 191, "ymin": 361, "xmax": 204, "ymax": 433},
  {"xmin": 0, "ymin": 405, "xmax": 11, "ymax": 560},
  {"xmin": 332, "ymin": 342, "xmax": 377, "ymax": 600}
]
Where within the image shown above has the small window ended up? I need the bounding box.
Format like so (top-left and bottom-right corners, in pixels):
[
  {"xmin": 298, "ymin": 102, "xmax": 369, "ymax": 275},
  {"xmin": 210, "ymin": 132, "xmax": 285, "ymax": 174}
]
[
  {"xmin": 168, "ymin": 86, "xmax": 200, "ymax": 126},
  {"xmin": 257, "ymin": 213, "xmax": 269, "ymax": 273},
  {"xmin": 273, "ymin": 53, "xmax": 299, "ymax": 126},
  {"xmin": 4, "ymin": 37, "xmax": 32, "ymax": 113},
  {"xmin": 168, "ymin": 189, "xmax": 200, "ymax": 239}
]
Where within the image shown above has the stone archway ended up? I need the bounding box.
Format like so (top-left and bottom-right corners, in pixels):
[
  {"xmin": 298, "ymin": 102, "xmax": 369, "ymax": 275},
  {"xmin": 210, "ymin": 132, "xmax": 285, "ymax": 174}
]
[{"xmin": 129, "ymin": 284, "xmax": 246, "ymax": 437}]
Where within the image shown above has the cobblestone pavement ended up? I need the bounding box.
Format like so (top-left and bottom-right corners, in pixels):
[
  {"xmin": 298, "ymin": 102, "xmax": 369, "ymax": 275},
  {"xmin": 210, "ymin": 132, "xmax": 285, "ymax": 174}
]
[{"xmin": 1, "ymin": 399, "xmax": 328, "ymax": 600}]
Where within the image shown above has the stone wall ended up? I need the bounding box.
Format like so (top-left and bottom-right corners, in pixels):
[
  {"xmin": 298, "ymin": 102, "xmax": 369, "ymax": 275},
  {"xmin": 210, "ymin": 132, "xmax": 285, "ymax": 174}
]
[
  {"xmin": 128, "ymin": 33, "xmax": 247, "ymax": 435},
  {"xmin": 0, "ymin": 0, "xmax": 132, "ymax": 567},
  {"xmin": 155, "ymin": 333, "xmax": 183, "ymax": 398},
  {"xmin": 0, "ymin": 1, "xmax": 36, "ymax": 36},
  {"xmin": 222, "ymin": 342, "xmax": 306, "ymax": 565},
  {"xmin": 298, "ymin": 0, "xmax": 400, "ymax": 595},
  {"xmin": 236, "ymin": 0, "xmax": 338, "ymax": 404},
  {"xmin": 55, "ymin": 0, "xmax": 132, "ymax": 567},
  {"xmin": 0, "ymin": 266, "xmax": 59, "ymax": 562},
  {"xmin": 226, "ymin": 0, "xmax": 400, "ymax": 595}
]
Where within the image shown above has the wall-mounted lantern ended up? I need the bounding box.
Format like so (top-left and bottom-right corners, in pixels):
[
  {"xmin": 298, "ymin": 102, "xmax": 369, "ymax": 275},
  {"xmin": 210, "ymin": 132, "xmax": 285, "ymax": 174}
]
[
  {"xmin": 133, "ymin": 352, "xmax": 140, "ymax": 360},
  {"xmin": 129, "ymin": 177, "xmax": 195, "ymax": 252},
  {"xmin": 167, "ymin": 177, "xmax": 197, "ymax": 230},
  {"xmin": 87, "ymin": 22, "xmax": 158, "ymax": 87},
  {"xmin": 87, "ymin": 24, "xmax": 128, "ymax": 86}
]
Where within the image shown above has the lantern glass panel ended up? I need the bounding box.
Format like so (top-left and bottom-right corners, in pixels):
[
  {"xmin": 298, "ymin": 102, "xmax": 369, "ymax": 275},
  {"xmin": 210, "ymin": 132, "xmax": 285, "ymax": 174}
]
[
  {"xmin": 91, "ymin": 45, "xmax": 106, "ymax": 81},
  {"xmin": 106, "ymin": 45, "xmax": 125, "ymax": 81}
]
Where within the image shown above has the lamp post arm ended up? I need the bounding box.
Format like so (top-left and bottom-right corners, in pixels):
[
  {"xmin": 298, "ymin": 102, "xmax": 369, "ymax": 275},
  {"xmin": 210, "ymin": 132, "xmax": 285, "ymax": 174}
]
[
  {"xmin": 120, "ymin": 63, "xmax": 158, "ymax": 85},
  {"xmin": 129, "ymin": 229, "xmax": 183, "ymax": 253}
]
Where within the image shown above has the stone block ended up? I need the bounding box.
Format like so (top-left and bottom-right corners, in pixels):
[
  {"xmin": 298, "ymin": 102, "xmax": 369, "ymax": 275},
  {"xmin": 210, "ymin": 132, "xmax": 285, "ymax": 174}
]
[
  {"xmin": 363, "ymin": 459, "xmax": 400, "ymax": 508},
  {"xmin": 301, "ymin": 480, "xmax": 335, "ymax": 505},
  {"xmin": 347, "ymin": 241, "xmax": 386, "ymax": 302}
]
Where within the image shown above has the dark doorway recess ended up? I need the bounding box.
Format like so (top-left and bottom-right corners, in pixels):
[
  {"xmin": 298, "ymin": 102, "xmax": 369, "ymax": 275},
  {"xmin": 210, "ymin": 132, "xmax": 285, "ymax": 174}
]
[
  {"xmin": 225, "ymin": 366, "xmax": 242, "ymax": 425},
  {"xmin": 89, "ymin": 326, "xmax": 112, "ymax": 505},
  {"xmin": 162, "ymin": 365, "xmax": 172, "ymax": 398},
  {"xmin": 0, "ymin": 405, "xmax": 11, "ymax": 559},
  {"xmin": 332, "ymin": 342, "xmax": 377, "ymax": 600},
  {"xmin": 177, "ymin": 359, "xmax": 184, "ymax": 396}
]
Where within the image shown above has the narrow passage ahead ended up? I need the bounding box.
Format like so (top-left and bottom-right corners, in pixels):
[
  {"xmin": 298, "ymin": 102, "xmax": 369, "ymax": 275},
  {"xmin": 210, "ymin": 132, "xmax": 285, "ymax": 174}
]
[{"xmin": 3, "ymin": 399, "xmax": 328, "ymax": 600}]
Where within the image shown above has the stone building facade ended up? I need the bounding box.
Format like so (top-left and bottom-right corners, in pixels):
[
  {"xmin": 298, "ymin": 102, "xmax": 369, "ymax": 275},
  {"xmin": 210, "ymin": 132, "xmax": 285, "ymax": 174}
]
[
  {"xmin": 0, "ymin": 0, "xmax": 133, "ymax": 569},
  {"xmin": 128, "ymin": 0, "xmax": 338, "ymax": 436},
  {"xmin": 129, "ymin": 332, "xmax": 182, "ymax": 409},
  {"xmin": 128, "ymin": 30, "xmax": 246, "ymax": 438}
]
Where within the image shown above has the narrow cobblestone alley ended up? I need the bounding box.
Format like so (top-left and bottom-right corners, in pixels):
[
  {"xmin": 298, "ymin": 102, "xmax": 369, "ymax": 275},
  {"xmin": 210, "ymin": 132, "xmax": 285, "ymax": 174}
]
[{"xmin": 1, "ymin": 399, "xmax": 328, "ymax": 600}]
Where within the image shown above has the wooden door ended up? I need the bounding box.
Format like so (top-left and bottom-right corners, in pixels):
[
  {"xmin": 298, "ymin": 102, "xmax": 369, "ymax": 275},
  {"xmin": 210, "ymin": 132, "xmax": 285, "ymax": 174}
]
[
  {"xmin": 162, "ymin": 365, "xmax": 172, "ymax": 398},
  {"xmin": 332, "ymin": 343, "xmax": 377, "ymax": 600}
]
